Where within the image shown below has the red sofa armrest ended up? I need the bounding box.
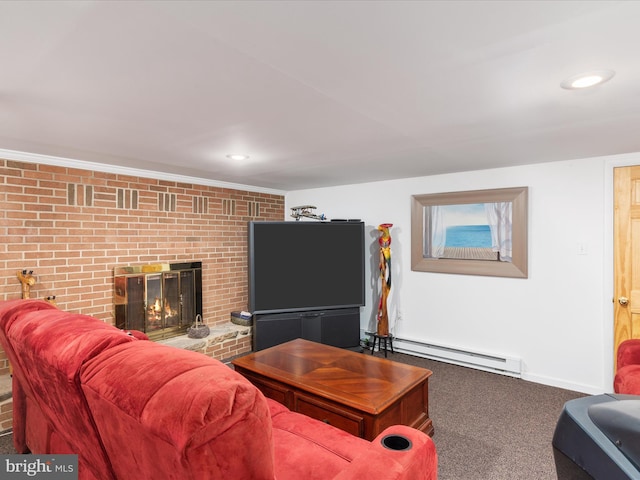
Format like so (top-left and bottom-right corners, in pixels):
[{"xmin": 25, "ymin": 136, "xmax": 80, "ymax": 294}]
[
  {"xmin": 332, "ymin": 425, "xmax": 437, "ymax": 480},
  {"xmin": 618, "ymin": 339, "xmax": 640, "ymax": 369}
]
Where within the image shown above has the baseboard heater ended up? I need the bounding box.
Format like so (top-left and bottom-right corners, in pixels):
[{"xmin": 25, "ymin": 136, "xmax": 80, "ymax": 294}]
[{"xmin": 392, "ymin": 336, "xmax": 522, "ymax": 377}]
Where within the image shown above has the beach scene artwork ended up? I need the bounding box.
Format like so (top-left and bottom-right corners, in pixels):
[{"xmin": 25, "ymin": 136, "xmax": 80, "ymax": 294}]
[
  {"xmin": 412, "ymin": 187, "xmax": 526, "ymax": 277},
  {"xmin": 439, "ymin": 203, "xmax": 502, "ymax": 261}
]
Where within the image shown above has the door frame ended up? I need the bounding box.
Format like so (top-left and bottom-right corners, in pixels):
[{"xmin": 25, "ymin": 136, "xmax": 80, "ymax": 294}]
[{"xmin": 604, "ymin": 152, "xmax": 640, "ymax": 390}]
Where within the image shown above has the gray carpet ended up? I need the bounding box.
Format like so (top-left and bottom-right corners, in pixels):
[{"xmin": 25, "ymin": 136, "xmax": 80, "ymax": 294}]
[
  {"xmin": 0, "ymin": 430, "xmax": 13, "ymax": 454},
  {"xmin": 377, "ymin": 351, "xmax": 585, "ymax": 480},
  {"xmin": 0, "ymin": 351, "xmax": 584, "ymax": 479}
]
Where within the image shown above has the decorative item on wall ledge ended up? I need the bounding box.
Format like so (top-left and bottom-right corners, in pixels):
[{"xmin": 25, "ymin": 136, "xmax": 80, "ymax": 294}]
[
  {"xmin": 377, "ymin": 223, "xmax": 393, "ymax": 336},
  {"xmin": 44, "ymin": 295, "xmax": 57, "ymax": 306},
  {"xmin": 187, "ymin": 314, "xmax": 210, "ymax": 339},
  {"xmin": 411, "ymin": 187, "xmax": 528, "ymax": 278},
  {"xmin": 17, "ymin": 270, "xmax": 35, "ymax": 299}
]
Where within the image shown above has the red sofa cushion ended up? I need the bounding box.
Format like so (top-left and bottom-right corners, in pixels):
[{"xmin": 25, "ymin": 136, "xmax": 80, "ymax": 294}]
[
  {"xmin": 80, "ymin": 341, "xmax": 276, "ymax": 480},
  {"xmin": 614, "ymin": 364, "xmax": 640, "ymax": 394},
  {"xmin": 265, "ymin": 398, "xmax": 437, "ymax": 480},
  {"xmin": 614, "ymin": 339, "xmax": 640, "ymax": 394},
  {"xmin": 268, "ymin": 401, "xmax": 371, "ymax": 479},
  {"xmin": 617, "ymin": 339, "xmax": 640, "ymax": 369}
]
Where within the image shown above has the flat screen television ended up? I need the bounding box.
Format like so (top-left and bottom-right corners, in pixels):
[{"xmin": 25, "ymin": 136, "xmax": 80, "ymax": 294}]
[{"xmin": 248, "ymin": 221, "xmax": 365, "ymax": 314}]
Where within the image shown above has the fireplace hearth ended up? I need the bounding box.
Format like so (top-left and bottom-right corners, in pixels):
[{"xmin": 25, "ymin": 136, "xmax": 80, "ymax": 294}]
[{"xmin": 114, "ymin": 262, "xmax": 202, "ymax": 341}]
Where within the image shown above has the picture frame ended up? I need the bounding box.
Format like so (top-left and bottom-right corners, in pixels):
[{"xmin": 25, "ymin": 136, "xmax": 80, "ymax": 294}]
[{"xmin": 411, "ymin": 187, "xmax": 528, "ymax": 278}]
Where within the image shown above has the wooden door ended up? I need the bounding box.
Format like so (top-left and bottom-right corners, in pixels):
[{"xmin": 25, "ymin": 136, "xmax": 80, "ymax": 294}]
[{"xmin": 613, "ymin": 165, "xmax": 640, "ymax": 368}]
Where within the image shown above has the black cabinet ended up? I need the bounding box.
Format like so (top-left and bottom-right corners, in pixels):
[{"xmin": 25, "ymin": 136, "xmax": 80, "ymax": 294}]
[{"xmin": 253, "ymin": 308, "xmax": 360, "ymax": 351}]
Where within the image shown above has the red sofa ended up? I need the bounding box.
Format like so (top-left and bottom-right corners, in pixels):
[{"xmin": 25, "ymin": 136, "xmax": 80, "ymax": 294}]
[
  {"xmin": 0, "ymin": 299, "xmax": 437, "ymax": 480},
  {"xmin": 614, "ymin": 338, "xmax": 640, "ymax": 394}
]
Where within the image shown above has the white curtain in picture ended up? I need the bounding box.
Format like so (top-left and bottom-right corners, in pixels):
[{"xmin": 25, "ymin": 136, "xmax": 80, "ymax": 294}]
[
  {"xmin": 485, "ymin": 202, "xmax": 512, "ymax": 262},
  {"xmin": 429, "ymin": 206, "xmax": 446, "ymax": 258}
]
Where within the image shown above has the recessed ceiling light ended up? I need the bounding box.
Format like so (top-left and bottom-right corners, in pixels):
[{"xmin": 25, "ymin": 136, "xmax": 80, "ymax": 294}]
[
  {"xmin": 227, "ymin": 154, "xmax": 249, "ymax": 161},
  {"xmin": 560, "ymin": 70, "xmax": 615, "ymax": 90}
]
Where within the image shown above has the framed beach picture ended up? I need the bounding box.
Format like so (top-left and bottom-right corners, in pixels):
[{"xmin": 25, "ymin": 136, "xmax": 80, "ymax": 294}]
[{"xmin": 411, "ymin": 187, "xmax": 528, "ymax": 278}]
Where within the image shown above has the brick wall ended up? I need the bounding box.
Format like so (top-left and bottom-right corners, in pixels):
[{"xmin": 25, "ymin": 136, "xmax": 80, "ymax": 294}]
[{"xmin": 0, "ymin": 158, "xmax": 284, "ymax": 372}]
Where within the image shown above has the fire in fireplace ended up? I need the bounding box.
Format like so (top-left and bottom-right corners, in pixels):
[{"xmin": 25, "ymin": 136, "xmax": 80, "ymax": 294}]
[{"xmin": 114, "ymin": 262, "xmax": 202, "ymax": 341}]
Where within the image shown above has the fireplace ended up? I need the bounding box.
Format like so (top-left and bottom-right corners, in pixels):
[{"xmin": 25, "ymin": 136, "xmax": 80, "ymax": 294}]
[{"xmin": 114, "ymin": 262, "xmax": 202, "ymax": 341}]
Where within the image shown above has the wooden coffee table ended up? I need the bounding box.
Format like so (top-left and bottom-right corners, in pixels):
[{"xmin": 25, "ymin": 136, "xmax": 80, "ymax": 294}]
[{"xmin": 232, "ymin": 338, "xmax": 433, "ymax": 441}]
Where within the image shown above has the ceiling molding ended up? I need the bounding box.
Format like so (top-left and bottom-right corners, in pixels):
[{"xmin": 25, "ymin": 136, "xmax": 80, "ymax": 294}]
[{"xmin": 0, "ymin": 148, "xmax": 286, "ymax": 196}]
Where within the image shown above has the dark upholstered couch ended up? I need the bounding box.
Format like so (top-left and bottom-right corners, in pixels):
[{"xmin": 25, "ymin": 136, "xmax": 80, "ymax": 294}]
[{"xmin": 0, "ymin": 299, "xmax": 437, "ymax": 480}]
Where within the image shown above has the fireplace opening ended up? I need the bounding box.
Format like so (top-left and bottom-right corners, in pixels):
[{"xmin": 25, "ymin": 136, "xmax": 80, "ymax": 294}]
[{"xmin": 114, "ymin": 262, "xmax": 202, "ymax": 341}]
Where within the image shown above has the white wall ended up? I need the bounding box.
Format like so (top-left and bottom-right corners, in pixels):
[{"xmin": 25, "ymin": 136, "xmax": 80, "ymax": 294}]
[{"xmin": 286, "ymin": 155, "xmax": 630, "ymax": 394}]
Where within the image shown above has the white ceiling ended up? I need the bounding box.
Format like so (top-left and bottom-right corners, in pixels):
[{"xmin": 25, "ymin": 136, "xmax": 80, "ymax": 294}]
[{"xmin": 1, "ymin": 0, "xmax": 639, "ymax": 191}]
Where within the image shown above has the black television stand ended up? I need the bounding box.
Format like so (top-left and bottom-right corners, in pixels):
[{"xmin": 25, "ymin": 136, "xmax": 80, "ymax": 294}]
[{"xmin": 253, "ymin": 307, "xmax": 360, "ymax": 351}]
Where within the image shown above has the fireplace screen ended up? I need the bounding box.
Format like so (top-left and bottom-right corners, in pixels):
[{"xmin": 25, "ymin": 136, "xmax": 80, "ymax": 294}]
[{"xmin": 114, "ymin": 262, "xmax": 202, "ymax": 340}]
